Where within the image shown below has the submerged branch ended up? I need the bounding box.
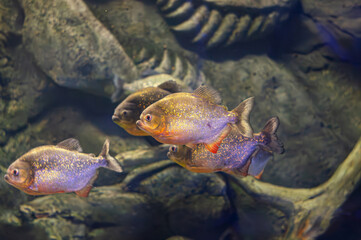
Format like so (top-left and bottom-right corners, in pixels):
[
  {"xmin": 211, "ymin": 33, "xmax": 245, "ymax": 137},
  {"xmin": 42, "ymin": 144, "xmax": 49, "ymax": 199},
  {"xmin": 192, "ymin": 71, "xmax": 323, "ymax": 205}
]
[{"xmin": 229, "ymin": 136, "xmax": 361, "ymax": 239}]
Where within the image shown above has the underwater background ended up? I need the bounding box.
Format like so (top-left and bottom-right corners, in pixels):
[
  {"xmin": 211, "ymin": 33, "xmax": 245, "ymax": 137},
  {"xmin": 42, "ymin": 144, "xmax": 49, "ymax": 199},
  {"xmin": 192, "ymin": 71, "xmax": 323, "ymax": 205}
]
[{"xmin": 0, "ymin": 0, "xmax": 361, "ymax": 239}]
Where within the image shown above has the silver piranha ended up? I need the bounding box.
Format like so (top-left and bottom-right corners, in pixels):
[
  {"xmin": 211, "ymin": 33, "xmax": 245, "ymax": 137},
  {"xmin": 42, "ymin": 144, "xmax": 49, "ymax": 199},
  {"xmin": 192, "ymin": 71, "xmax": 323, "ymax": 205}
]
[
  {"xmin": 137, "ymin": 85, "xmax": 254, "ymax": 154},
  {"xmin": 4, "ymin": 138, "xmax": 122, "ymax": 197},
  {"xmin": 167, "ymin": 117, "xmax": 284, "ymax": 178}
]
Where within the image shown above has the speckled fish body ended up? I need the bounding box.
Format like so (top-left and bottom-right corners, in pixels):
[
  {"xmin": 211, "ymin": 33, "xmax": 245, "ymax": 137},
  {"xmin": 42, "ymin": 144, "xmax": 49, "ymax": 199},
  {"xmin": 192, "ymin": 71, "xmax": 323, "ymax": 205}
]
[
  {"xmin": 112, "ymin": 80, "xmax": 181, "ymax": 136},
  {"xmin": 136, "ymin": 85, "xmax": 254, "ymax": 153},
  {"xmin": 4, "ymin": 139, "xmax": 122, "ymax": 197},
  {"xmin": 168, "ymin": 117, "xmax": 284, "ymax": 178}
]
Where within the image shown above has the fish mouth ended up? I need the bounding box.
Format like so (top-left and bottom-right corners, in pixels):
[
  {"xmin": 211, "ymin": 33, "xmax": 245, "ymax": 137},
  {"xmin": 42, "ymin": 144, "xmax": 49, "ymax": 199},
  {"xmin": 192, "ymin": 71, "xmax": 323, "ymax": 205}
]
[
  {"xmin": 4, "ymin": 174, "xmax": 10, "ymax": 183},
  {"xmin": 3, "ymin": 174, "xmax": 15, "ymax": 186},
  {"xmin": 136, "ymin": 120, "xmax": 147, "ymax": 132},
  {"xmin": 136, "ymin": 120, "xmax": 153, "ymax": 135},
  {"xmin": 112, "ymin": 115, "xmax": 121, "ymax": 123}
]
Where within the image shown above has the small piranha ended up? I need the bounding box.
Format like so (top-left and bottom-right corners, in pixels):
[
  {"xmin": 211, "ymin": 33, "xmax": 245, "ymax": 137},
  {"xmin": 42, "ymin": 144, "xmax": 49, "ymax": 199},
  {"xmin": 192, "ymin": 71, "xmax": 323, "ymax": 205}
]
[
  {"xmin": 112, "ymin": 80, "xmax": 182, "ymax": 136},
  {"xmin": 167, "ymin": 117, "xmax": 284, "ymax": 178},
  {"xmin": 136, "ymin": 85, "xmax": 254, "ymax": 153},
  {"xmin": 3, "ymin": 138, "xmax": 122, "ymax": 197}
]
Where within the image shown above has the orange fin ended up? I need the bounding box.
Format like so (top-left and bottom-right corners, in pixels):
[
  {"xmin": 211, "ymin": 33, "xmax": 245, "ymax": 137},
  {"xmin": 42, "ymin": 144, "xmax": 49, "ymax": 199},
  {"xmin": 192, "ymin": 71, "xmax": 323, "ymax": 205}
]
[
  {"xmin": 204, "ymin": 125, "xmax": 231, "ymax": 154},
  {"xmin": 204, "ymin": 142, "xmax": 220, "ymax": 154},
  {"xmin": 75, "ymin": 185, "xmax": 93, "ymax": 197},
  {"xmin": 254, "ymin": 169, "xmax": 264, "ymax": 179},
  {"xmin": 75, "ymin": 171, "xmax": 99, "ymax": 197}
]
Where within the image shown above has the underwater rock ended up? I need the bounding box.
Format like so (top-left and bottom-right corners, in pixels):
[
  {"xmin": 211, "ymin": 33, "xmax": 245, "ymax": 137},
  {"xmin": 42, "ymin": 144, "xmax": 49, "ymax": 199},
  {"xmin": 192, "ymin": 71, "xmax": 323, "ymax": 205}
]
[
  {"xmin": 279, "ymin": 14, "xmax": 326, "ymax": 54},
  {"xmin": 0, "ymin": 1, "xmax": 59, "ymax": 141},
  {"xmin": 20, "ymin": 0, "xmax": 139, "ymax": 98},
  {"xmin": 20, "ymin": 187, "xmax": 164, "ymax": 240},
  {"xmin": 155, "ymin": 0, "xmax": 298, "ymax": 50},
  {"xmin": 85, "ymin": 0, "xmax": 206, "ymax": 91},
  {"xmin": 301, "ymin": 0, "xmax": 361, "ymax": 39},
  {"xmin": 122, "ymin": 161, "xmax": 233, "ymax": 239},
  {"xmin": 301, "ymin": 0, "xmax": 361, "ymax": 62},
  {"xmin": 115, "ymin": 144, "xmax": 170, "ymax": 173}
]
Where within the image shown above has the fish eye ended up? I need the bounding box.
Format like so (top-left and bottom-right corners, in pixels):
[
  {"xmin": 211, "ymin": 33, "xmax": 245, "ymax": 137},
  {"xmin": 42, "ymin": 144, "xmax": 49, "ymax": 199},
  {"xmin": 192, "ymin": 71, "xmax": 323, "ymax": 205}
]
[
  {"xmin": 171, "ymin": 146, "xmax": 177, "ymax": 153},
  {"xmin": 145, "ymin": 114, "xmax": 152, "ymax": 122},
  {"xmin": 122, "ymin": 110, "xmax": 127, "ymax": 116},
  {"xmin": 13, "ymin": 169, "xmax": 19, "ymax": 176}
]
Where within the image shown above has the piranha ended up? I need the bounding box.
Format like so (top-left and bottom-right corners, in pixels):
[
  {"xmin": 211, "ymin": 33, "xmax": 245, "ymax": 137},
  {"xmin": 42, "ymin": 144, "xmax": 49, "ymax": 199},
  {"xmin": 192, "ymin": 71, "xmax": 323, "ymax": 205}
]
[
  {"xmin": 136, "ymin": 85, "xmax": 254, "ymax": 153},
  {"xmin": 167, "ymin": 117, "xmax": 284, "ymax": 179},
  {"xmin": 112, "ymin": 80, "xmax": 182, "ymax": 136},
  {"xmin": 3, "ymin": 138, "xmax": 122, "ymax": 197}
]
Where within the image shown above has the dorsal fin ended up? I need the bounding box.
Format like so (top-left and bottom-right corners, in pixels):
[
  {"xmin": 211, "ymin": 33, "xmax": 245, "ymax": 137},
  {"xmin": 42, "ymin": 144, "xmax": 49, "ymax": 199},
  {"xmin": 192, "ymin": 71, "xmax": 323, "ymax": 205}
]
[
  {"xmin": 232, "ymin": 97, "xmax": 254, "ymax": 138},
  {"xmin": 157, "ymin": 80, "xmax": 181, "ymax": 93},
  {"xmin": 192, "ymin": 85, "xmax": 222, "ymax": 105},
  {"xmin": 56, "ymin": 138, "xmax": 83, "ymax": 152}
]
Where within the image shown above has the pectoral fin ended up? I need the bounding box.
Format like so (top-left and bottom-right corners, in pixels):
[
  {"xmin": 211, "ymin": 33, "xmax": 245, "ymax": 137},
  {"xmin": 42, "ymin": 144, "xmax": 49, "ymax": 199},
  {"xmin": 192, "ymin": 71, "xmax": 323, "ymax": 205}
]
[{"xmin": 204, "ymin": 125, "xmax": 231, "ymax": 154}]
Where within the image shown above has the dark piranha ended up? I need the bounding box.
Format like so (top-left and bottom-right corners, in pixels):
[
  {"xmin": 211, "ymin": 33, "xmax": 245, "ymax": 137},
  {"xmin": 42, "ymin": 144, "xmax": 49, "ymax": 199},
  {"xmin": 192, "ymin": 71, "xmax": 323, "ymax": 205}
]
[{"xmin": 112, "ymin": 80, "xmax": 181, "ymax": 136}]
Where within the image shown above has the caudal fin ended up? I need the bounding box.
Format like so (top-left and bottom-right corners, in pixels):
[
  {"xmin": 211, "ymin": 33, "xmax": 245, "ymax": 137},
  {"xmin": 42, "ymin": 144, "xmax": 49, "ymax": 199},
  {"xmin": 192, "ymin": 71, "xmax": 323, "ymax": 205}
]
[
  {"xmin": 261, "ymin": 117, "xmax": 284, "ymax": 154},
  {"xmin": 99, "ymin": 139, "xmax": 123, "ymax": 172},
  {"xmin": 232, "ymin": 97, "xmax": 254, "ymax": 138}
]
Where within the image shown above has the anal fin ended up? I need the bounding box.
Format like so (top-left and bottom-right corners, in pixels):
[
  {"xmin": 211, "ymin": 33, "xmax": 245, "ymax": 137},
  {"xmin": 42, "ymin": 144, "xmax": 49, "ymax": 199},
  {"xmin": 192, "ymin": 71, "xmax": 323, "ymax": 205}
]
[
  {"xmin": 75, "ymin": 185, "xmax": 93, "ymax": 197},
  {"xmin": 254, "ymin": 169, "xmax": 264, "ymax": 179},
  {"xmin": 204, "ymin": 125, "xmax": 231, "ymax": 154},
  {"xmin": 236, "ymin": 157, "xmax": 252, "ymax": 177},
  {"xmin": 75, "ymin": 171, "xmax": 99, "ymax": 198}
]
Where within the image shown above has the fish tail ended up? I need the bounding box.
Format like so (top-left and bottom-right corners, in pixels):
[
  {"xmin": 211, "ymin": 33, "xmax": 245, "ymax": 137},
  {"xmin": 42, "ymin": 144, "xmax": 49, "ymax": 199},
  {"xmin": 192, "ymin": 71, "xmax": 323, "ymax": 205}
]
[
  {"xmin": 99, "ymin": 139, "xmax": 123, "ymax": 172},
  {"xmin": 260, "ymin": 117, "xmax": 284, "ymax": 154},
  {"xmin": 232, "ymin": 97, "xmax": 254, "ymax": 138}
]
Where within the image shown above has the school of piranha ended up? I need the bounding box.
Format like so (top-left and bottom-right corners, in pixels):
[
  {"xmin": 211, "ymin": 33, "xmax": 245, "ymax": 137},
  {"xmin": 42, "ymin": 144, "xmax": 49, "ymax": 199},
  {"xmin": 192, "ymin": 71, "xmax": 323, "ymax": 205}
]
[{"xmin": 4, "ymin": 80, "xmax": 284, "ymax": 197}]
